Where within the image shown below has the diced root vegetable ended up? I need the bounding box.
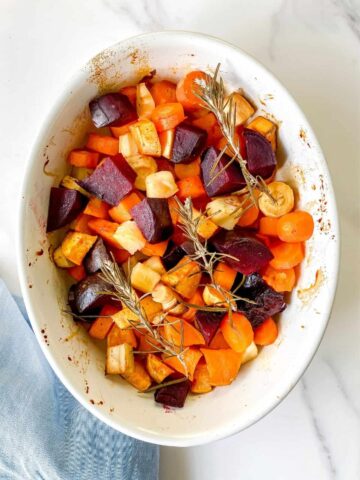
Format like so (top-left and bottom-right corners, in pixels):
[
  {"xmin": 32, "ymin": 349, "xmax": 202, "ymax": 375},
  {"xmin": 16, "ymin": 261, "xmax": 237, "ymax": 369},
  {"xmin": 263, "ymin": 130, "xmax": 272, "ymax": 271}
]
[
  {"xmin": 254, "ymin": 317, "xmax": 278, "ymax": 345},
  {"xmin": 119, "ymin": 86, "xmax": 137, "ymax": 106},
  {"xmin": 68, "ymin": 150, "xmax": 99, "ymax": 168},
  {"xmin": 258, "ymin": 182, "xmax": 294, "ymax": 218},
  {"xmin": 73, "ymin": 273, "xmax": 113, "ymax": 314},
  {"xmin": 152, "ymin": 283, "xmax": 178, "ymax": 311},
  {"xmin": 202, "ymin": 285, "xmax": 234, "ymax": 309},
  {"xmin": 71, "ymin": 167, "xmax": 94, "ymax": 181},
  {"xmin": 60, "ymin": 176, "xmax": 91, "ymax": 198},
  {"xmin": 262, "ymin": 265, "xmax": 296, "ymax": 292},
  {"xmin": 242, "ymin": 341, "xmax": 258, "ymax": 364},
  {"xmin": 107, "ymin": 324, "xmax": 137, "ymax": 348},
  {"xmin": 259, "ymin": 217, "xmax": 279, "ymax": 237},
  {"xmin": 110, "ymin": 120, "xmax": 137, "ymax": 138},
  {"xmin": 177, "ymin": 175, "xmax": 206, "ymax": 200},
  {"xmin": 154, "ymin": 379, "xmax": 191, "ymax": 408},
  {"xmin": 125, "ymin": 155, "xmax": 158, "ymax": 191},
  {"xmin": 130, "ymin": 262, "xmax": 161, "ymax": 293},
  {"xmin": 206, "ymin": 196, "xmax": 243, "ymax": 230},
  {"xmin": 150, "ymin": 80, "xmax": 177, "ymax": 105},
  {"xmin": 108, "ymin": 191, "xmax": 143, "ymax": 223},
  {"xmin": 159, "ymin": 129, "xmax": 175, "ymax": 159},
  {"xmin": 140, "ymin": 296, "xmax": 163, "ymax": 321},
  {"xmin": 141, "ymin": 239, "xmax": 169, "ymax": 257},
  {"xmin": 89, "ymin": 92, "xmax": 136, "ymax": 128},
  {"xmin": 53, "ymin": 246, "xmax": 75, "ymax": 268},
  {"xmin": 136, "ymin": 82, "xmax": 156, "ymax": 119},
  {"xmin": 151, "ymin": 102, "xmax": 185, "ymax": 132},
  {"xmin": 220, "ymin": 312, "xmax": 254, "ymax": 353},
  {"xmin": 145, "ymin": 171, "xmax": 178, "ymax": 198},
  {"xmin": 106, "ymin": 344, "xmax": 134, "ymax": 375},
  {"xmin": 174, "ymin": 158, "xmax": 201, "ymax": 180},
  {"xmin": 113, "ymin": 220, "xmax": 146, "ymax": 254},
  {"xmin": 200, "ymin": 348, "xmax": 242, "ymax": 386},
  {"xmin": 86, "ymin": 133, "xmax": 119, "ymax": 156},
  {"xmin": 191, "ymin": 363, "xmax": 212, "ymax": 393},
  {"xmin": 161, "ymin": 256, "xmax": 201, "ymax": 299},
  {"xmin": 83, "ymin": 237, "xmax": 111, "ymax": 274},
  {"xmin": 61, "ymin": 232, "xmax": 98, "ymax": 266},
  {"xmin": 213, "ymin": 262, "xmax": 237, "ymax": 291},
  {"xmin": 130, "ymin": 119, "xmax": 161, "ymax": 157},
  {"xmin": 119, "ymin": 132, "xmax": 139, "ymax": 157},
  {"xmin": 209, "ymin": 330, "xmax": 229, "ymax": 349},
  {"xmin": 87, "ymin": 218, "xmax": 123, "ymax": 249},
  {"xmin": 175, "ymin": 70, "xmax": 208, "ymax": 111},
  {"xmin": 247, "ymin": 116, "xmax": 277, "ymax": 151},
  {"xmin": 84, "ymin": 197, "xmax": 110, "ymax": 219},
  {"xmin": 122, "ymin": 360, "xmax": 152, "ymax": 391},
  {"xmin": 224, "ymin": 92, "xmax": 255, "ymax": 126},
  {"xmin": 88, "ymin": 305, "xmax": 118, "ymax": 340},
  {"xmin": 193, "ymin": 210, "xmax": 218, "ymax": 240},
  {"xmin": 146, "ymin": 354, "xmax": 174, "ymax": 383},
  {"xmin": 47, "ymin": 187, "xmax": 86, "ymax": 232},
  {"xmin": 112, "ymin": 307, "xmax": 139, "ymax": 329},
  {"xmin": 277, "ymin": 211, "xmax": 314, "ymax": 242},
  {"xmin": 243, "ymin": 129, "xmax": 276, "ymax": 179},
  {"xmin": 162, "ymin": 316, "xmax": 205, "ymax": 347},
  {"xmin": 68, "ymin": 265, "xmax": 87, "ymax": 282},
  {"xmin": 163, "ymin": 348, "xmax": 203, "ymax": 380},
  {"xmin": 170, "ymin": 123, "xmax": 207, "ymax": 164},
  {"xmin": 143, "ymin": 256, "xmax": 166, "ymax": 275},
  {"xmin": 195, "ymin": 310, "xmax": 225, "ymax": 345},
  {"xmin": 131, "ymin": 197, "xmax": 173, "ymax": 243},
  {"xmin": 269, "ymin": 241, "xmax": 305, "ymax": 269}
]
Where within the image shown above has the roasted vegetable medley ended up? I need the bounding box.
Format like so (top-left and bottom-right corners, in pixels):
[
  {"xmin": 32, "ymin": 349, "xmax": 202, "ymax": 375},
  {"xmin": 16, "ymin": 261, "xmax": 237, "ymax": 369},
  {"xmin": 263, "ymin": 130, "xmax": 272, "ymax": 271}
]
[{"xmin": 47, "ymin": 66, "xmax": 314, "ymax": 408}]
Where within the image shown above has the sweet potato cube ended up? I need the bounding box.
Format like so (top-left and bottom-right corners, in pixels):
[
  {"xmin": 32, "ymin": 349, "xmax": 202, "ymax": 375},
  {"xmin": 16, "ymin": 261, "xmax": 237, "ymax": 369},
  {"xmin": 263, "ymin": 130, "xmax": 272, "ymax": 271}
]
[
  {"xmin": 112, "ymin": 308, "xmax": 139, "ymax": 329},
  {"xmin": 159, "ymin": 129, "xmax": 174, "ymax": 159},
  {"xmin": 107, "ymin": 324, "xmax": 137, "ymax": 348},
  {"xmin": 162, "ymin": 348, "xmax": 203, "ymax": 381},
  {"xmin": 88, "ymin": 305, "xmax": 117, "ymax": 340},
  {"xmin": 61, "ymin": 232, "xmax": 97, "ymax": 266},
  {"xmin": 224, "ymin": 92, "xmax": 255, "ymax": 126},
  {"xmin": 247, "ymin": 116, "xmax": 277, "ymax": 151},
  {"xmin": 146, "ymin": 353, "xmax": 174, "ymax": 383},
  {"xmin": 84, "ymin": 197, "xmax": 110, "ymax": 219},
  {"xmin": 140, "ymin": 296, "xmax": 163, "ymax": 321},
  {"xmin": 191, "ymin": 362, "xmax": 212, "ymax": 393},
  {"xmin": 108, "ymin": 191, "xmax": 143, "ymax": 224},
  {"xmin": 130, "ymin": 262, "xmax": 161, "ymax": 294},
  {"xmin": 106, "ymin": 343, "xmax": 134, "ymax": 375},
  {"xmin": 130, "ymin": 119, "xmax": 161, "ymax": 157},
  {"xmin": 161, "ymin": 256, "xmax": 201, "ymax": 299},
  {"xmin": 122, "ymin": 360, "xmax": 152, "ymax": 391}
]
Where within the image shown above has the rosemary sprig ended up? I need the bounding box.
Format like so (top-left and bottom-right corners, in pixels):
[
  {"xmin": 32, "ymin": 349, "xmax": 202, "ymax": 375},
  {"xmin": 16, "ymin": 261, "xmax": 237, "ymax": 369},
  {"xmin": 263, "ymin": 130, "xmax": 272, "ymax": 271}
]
[
  {"xmin": 99, "ymin": 254, "xmax": 188, "ymax": 376},
  {"xmin": 194, "ymin": 63, "xmax": 274, "ymax": 206},
  {"xmin": 142, "ymin": 377, "xmax": 188, "ymax": 393}
]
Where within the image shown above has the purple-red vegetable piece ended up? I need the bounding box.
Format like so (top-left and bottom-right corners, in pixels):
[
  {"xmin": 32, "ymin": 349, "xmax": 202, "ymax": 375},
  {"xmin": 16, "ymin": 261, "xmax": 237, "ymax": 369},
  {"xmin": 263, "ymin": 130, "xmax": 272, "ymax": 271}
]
[
  {"xmin": 79, "ymin": 156, "xmax": 136, "ymax": 206},
  {"xmin": 89, "ymin": 93, "xmax": 137, "ymax": 128},
  {"xmin": 154, "ymin": 379, "xmax": 191, "ymax": 408},
  {"xmin": 212, "ymin": 229, "xmax": 273, "ymax": 275},
  {"xmin": 195, "ymin": 311, "xmax": 225, "ymax": 345},
  {"xmin": 73, "ymin": 273, "xmax": 111, "ymax": 314},
  {"xmin": 47, "ymin": 187, "xmax": 85, "ymax": 232},
  {"xmin": 244, "ymin": 128, "xmax": 276, "ymax": 179},
  {"xmin": 131, "ymin": 198, "xmax": 173, "ymax": 244},
  {"xmin": 162, "ymin": 241, "xmax": 186, "ymax": 270},
  {"xmin": 170, "ymin": 122, "xmax": 207, "ymax": 164},
  {"xmin": 201, "ymin": 147, "xmax": 245, "ymax": 196},
  {"xmin": 84, "ymin": 238, "xmax": 111, "ymax": 274}
]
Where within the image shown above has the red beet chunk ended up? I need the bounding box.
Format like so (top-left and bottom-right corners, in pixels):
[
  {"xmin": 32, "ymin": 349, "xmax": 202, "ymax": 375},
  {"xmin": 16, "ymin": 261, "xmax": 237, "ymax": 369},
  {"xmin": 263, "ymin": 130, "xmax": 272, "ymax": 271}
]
[
  {"xmin": 47, "ymin": 187, "xmax": 85, "ymax": 232},
  {"xmin": 73, "ymin": 273, "xmax": 111, "ymax": 314},
  {"xmin": 79, "ymin": 157, "xmax": 135, "ymax": 206},
  {"xmin": 201, "ymin": 147, "xmax": 245, "ymax": 197},
  {"xmin": 195, "ymin": 311, "xmax": 225, "ymax": 345},
  {"xmin": 84, "ymin": 238, "xmax": 111, "ymax": 274},
  {"xmin": 244, "ymin": 129, "xmax": 276, "ymax": 179},
  {"xmin": 212, "ymin": 229, "xmax": 273, "ymax": 275},
  {"xmin": 162, "ymin": 241, "xmax": 186, "ymax": 270},
  {"xmin": 154, "ymin": 379, "xmax": 191, "ymax": 408},
  {"xmin": 236, "ymin": 273, "xmax": 286, "ymax": 328},
  {"xmin": 89, "ymin": 93, "xmax": 137, "ymax": 128},
  {"xmin": 170, "ymin": 123, "xmax": 207, "ymax": 164},
  {"xmin": 131, "ymin": 198, "xmax": 173, "ymax": 244}
]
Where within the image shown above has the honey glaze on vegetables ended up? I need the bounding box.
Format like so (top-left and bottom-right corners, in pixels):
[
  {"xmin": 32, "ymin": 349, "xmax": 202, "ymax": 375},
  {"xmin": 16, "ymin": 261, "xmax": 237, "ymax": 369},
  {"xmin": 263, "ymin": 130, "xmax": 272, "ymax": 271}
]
[{"xmin": 46, "ymin": 65, "xmax": 314, "ymax": 408}]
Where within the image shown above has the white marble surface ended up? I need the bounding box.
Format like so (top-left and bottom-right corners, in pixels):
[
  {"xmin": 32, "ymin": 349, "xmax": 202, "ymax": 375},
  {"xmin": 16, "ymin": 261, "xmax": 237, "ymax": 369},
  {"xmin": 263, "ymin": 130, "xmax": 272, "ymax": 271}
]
[{"xmin": 1, "ymin": 0, "xmax": 359, "ymax": 478}]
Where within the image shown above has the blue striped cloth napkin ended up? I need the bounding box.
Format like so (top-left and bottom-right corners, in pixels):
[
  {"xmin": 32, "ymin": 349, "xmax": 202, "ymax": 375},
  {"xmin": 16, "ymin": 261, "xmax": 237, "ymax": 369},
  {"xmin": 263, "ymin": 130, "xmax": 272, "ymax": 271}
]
[{"xmin": 0, "ymin": 279, "xmax": 159, "ymax": 480}]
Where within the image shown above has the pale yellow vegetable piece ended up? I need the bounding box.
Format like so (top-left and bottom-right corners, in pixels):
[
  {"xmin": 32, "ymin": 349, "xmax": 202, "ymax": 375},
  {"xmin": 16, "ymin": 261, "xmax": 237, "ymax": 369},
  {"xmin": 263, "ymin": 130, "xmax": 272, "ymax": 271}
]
[
  {"xmin": 224, "ymin": 92, "xmax": 255, "ymax": 126},
  {"xmin": 61, "ymin": 232, "xmax": 97, "ymax": 266},
  {"xmin": 112, "ymin": 308, "xmax": 139, "ymax": 329},
  {"xmin": 136, "ymin": 82, "xmax": 155, "ymax": 119},
  {"xmin": 202, "ymin": 285, "xmax": 235, "ymax": 309},
  {"xmin": 258, "ymin": 181, "xmax": 294, "ymax": 218},
  {"xmin": 152, "ymin": 283, "xmax": 178, "ymax": 311},
  {"xmin": 119, "ymin": 132, "xmax": 139, "ymax": 158},
  {"xmin": 106, "ymin": 344, "xmax": 134, "ymax": 375},
  {"xmin": 125, "ymin": 154, "xmax": 157, "ymax": 191},
  {"xmin": 122, "ymin": 360, "xmax": 152, "ymax": 391},
  {"xmin": 71, "ymin": 167, "xmax": 94, "ymax": 181},
  {"xmin": 130, "ymin": 262, "xmax": 161, "ymax": 294},
  {"xmin": 130, "ymin": 119, "xmax": 161, "ymax": 157},
  {"xmin": 60, "ymin": 175, "xmax": 91, "ymax": 197},
  {"xmin": 193, "ymin": 208, "xmax": 218, "ymax": 239},
  {"xmin": 247, "ymin": 116, "xmax": 277, "ymax": 151},
  {"xmin": 159, "ymin": 129, "xmax": 174, "ymax": 159},
  {"xmin": 53, "ymin": 246, "xmax": 75, "ymax": 268},
  {"xmin": 146, "ymin": 171, "xmax": 178, "ymax": 198},
  {"xmin": 161, "ymin": 256, "xmax": 201, "ymax": 299},
  {"xmin": 113, "ymin": 221, "xmax": 146, "ymax": 254},
  {"xmin": 143, "ymin": 256, "xmax": 166, "ymax": 275},
  {"xmin": 242, "ymin": 341, "xmax": 258, "ymax": 364},
  {"xmin": 206, "ymin": 196, "xmax": 243, "ymax": 230}
]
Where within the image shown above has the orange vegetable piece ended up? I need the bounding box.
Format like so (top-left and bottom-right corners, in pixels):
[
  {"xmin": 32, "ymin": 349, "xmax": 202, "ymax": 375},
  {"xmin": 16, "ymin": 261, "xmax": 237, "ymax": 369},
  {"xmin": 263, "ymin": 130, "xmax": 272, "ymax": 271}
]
[
  {"xmin": 141, "ymin": 239, "xmax": 169, "ymax": 257},
  {"xmin": 209, "ymin": 330, "xmax": 229, "ymax": 349},
  {"xmin": 108, "ymin": 247, "xmax": 130, "ymax": 263},
  {"xmin": 110, "ymin": 121, "xmax": 137, "ymax": 138},
  {"xmin": 86, "ymin": 133, "xmax": 119, "ymax": 156},
  {"xmin": 68, "ymin": 265, "xmax": 86, "ymax": 282},
  {"xmin": 277, "ymin": 211, "xmax": 314, "ymax": 243},
  {"xmin": 191, "ymin": 362, "xmax": 212, "ymax": 393},
  {"xmin": 120, "ymin": 85, "xmax": 137, "ymax": 105},
  {"xmin": 200, "ymin": 348, "xmax": 242, "ymax": 386},
  {"xmin": 161, "ymin": 256, "xmax": 201, "ymax": 299},
  {"xmin": 254, "ymin": 317, "xmax": 278, "ymax": 346},
  {"xmin": 89, "ymin": 305, "xmax": 118, "ymax": 340},
  {"xmin": 168, "ymin": 197, "xmax": 179, "ymax": 224},
  {"xmin": 150, "ymin": 80, "xmax": 177, "ymax": 105},
  {"xmin": 176, "ymin": 70, "xmax": 208, "ymax": 111},
  {"xmin": 182, "ymin": 289, "xmax": 204, "ymax": 321},
  {"xmin": 61, "ymin": 232, "xmax": 97, "ymax": 266},
  {"xmin": 270, "ymin": 241, "xmax": 305, "ymax": 269},
  {"xmin": 213, "ymin": 262, "xmax": 237, "ymax": 291},
  {"xmin": 108, "ymin": 191, "xmax": 143, "ymax": 223},
  {"xmin": 146, "ymin": 354, "xmax": 174, "ymax": 383},
  {"xmin": 177, "ymin": 176, "xmax": 206, "ymax": 200},
  {"xmin": 122, "ymin": 360, "xmax": 152, "ymax": 392},
  {"xmin": 259, "ymin": 217, "xmax": 279, "ymax": 237},
  {"xmin": 237, "ymin": 195, "xmax": 260, "ymax": 227},
  {"xmin": 71, "ymin": 213, "xmax": 93, "ymax": 235},
  {"xmin": 162, "ymin": 316, "xmax": 205, "ymax": 347},
  {"xmin": 220, "ymin": 313, "xmax": 254, "ymax": 353},
  {"xmin": 174, "ymin": 158, "xmax": 201, "ymax": 180},
  {"xmin": 84, "ymin": 197, "xmax": 110, "ymax": 219},
  {"xmin": 87, "ymin": 218, "xmax": 122, "ymax": 249},
  {"xmin": 151, "ymin": 102, "xmax": 185, "ymax": 132},
  {"xmin": 68, "ymin": 150, "xmax": 99, "ymax": 168},
  {"xmin": 163, "ymin": 348, "xmax": 203, "ymax": 381},
  {"xmin": 262, "ymin": 265, "xmax": 296, "ymax": 292},
  {"xmin": 192, "ymin": 112, "xmax": 223, "ymax": 145},
  {"xmin": 138, "ymin": 333, "xmax": 160, "ymax": 352},
  {"xmin": 107, "ymin": 323, "xmax": 137, "ymax": 348}
]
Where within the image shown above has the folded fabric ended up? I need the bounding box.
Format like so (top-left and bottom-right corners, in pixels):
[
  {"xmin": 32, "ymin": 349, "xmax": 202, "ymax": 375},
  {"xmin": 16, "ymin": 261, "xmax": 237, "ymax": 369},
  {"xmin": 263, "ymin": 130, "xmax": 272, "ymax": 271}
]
[{"xmin": 0, "ymin": 279, "xmax": 159, "ymax": 480}]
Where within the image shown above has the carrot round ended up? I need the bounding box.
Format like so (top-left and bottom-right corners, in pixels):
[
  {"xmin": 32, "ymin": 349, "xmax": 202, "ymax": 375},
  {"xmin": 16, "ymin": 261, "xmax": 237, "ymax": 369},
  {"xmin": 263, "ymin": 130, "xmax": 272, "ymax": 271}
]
[
  {"xmin": 277, "ymin": 211, "xmax": 314, "ymax": 242},
  {"xmin": 176, "ymin": 71, "xmax": 208, "ymax": 111},
  {"xmin": 162, "ymin": 317, "xmax": 205, "ymax": 347},
  {"xmin": 262, "ymin": 265, "xmax": 296, "ymax": 292},
  {"xmin": 150, "ymin": 80, "xmax": 177, "ymax": 105},
  {"xmin": 151, "ymin": 102, "xmax": 185, "ymax": 132},
  {"xmin": 259, "ymin": 216, "xmax": 279, "ymax": 237},
  {"xmin": 220, "ymin": 313, "xmax": 254, "ymax": 353},
  {"xmin": 254, "ymin": 317, "xmax": 278, "ymax": 345},
  {"xmin": 200, "ymin": 348, "xmax": 242, "ymax": 386},
  {"xmin": 270, "ymin": 241, "xmax": 305, "ymax": 269}
]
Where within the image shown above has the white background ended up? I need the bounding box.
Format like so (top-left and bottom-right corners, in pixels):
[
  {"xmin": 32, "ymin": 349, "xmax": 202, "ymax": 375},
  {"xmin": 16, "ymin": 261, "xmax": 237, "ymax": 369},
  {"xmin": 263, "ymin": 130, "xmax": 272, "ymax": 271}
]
[{"xmin": 1, "ymin": 0, "xmax": 359, "ymax": 479}]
